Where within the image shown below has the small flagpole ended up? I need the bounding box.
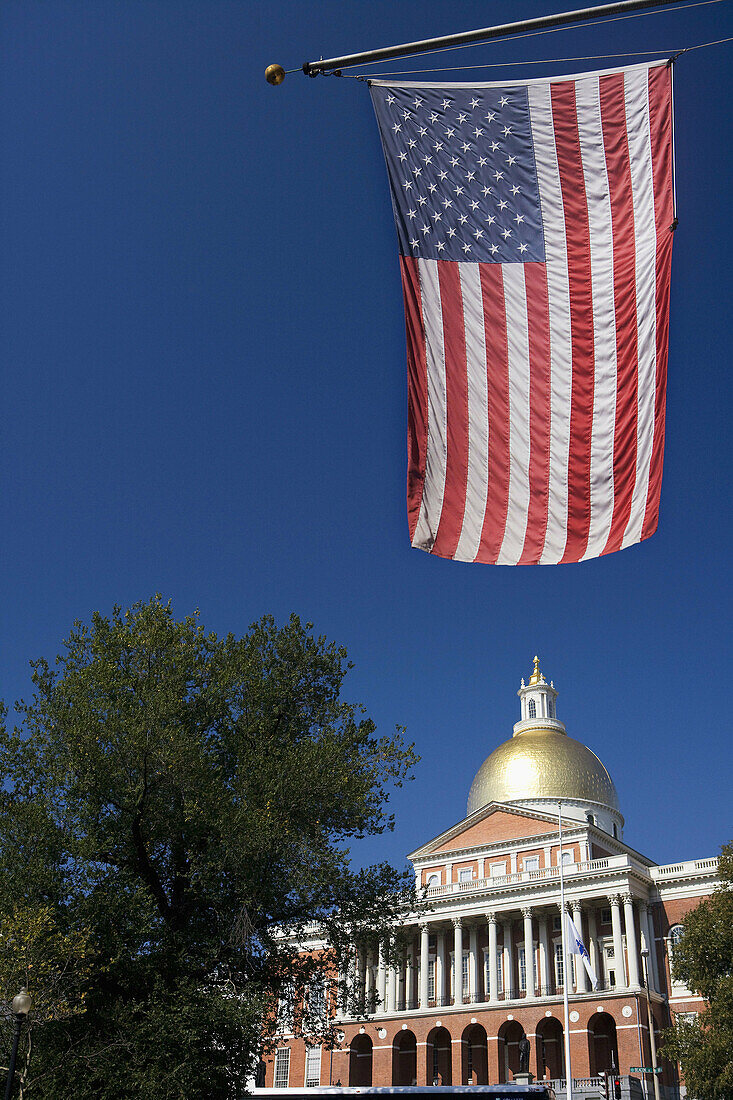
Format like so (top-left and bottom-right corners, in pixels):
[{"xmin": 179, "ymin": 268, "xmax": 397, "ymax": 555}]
[{"xmin": 558, "ymin": 802, "xmax": 573, "ymax": 1100}]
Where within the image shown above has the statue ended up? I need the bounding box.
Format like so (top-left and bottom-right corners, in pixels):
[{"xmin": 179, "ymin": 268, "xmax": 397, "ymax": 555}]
[{"xmin": 518, "ymin": 1035, "xmax": 531, "ymax": 1073}]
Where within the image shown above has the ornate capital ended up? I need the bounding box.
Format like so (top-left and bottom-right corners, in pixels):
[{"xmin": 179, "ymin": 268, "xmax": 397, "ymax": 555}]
[
  {"xmin": 419, "ymin": 921, "xmax": 429, "ymax": 934},
  {"xmin": 452, "ymin": 916, "xmax": 462, "ymax": 929},
  {"xmin": 486, "ymin": 911, "xmax": 497, "ymax": 925},
  {"xmin": 608, "ymin": 893, "xmax": 621, "ymax": 907},
  {"xmin": 572, "ymin": 900, "xmax": 583, "ymax": 914},
  {"xmin": 621, "ymin": 892, "xmax": 633, "ymax": 906},
  {"xmin": 522, "ymin": 907, "xmax": 533, "ymax": 919}
]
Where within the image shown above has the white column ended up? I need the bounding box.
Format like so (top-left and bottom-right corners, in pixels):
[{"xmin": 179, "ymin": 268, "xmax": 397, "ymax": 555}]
[
  {"xmin": 503, "ymin": 919, "xmax": 515, "ymax": 997},
  {"xmin": 377, "ymin": 939, "xmax": 387, "ymax": 1011},
  {"xmin": 488, "ymin": 913, "xmax": 499, "ymax": 1003},
  {"xmin": 437, "ymin": 930, "xmax": 446, "ymax": 1005},
  {"xmin": 573, "ymin": 903, "xmax": 588, "ymax": 992},
  {"xmin": 587, "ymin": 907, "xmax": 599, "ymax": 981},
  {"xmin": 469, "ymin": 923, "xmax": 479, "ymax": 1003},
  {"xmin": 365, "ymin": 949, "xmax": 375, "ymax": 1011},
  {"xmin": 539, "ymin": 915, "xmax": 550, "ymax": 995},
  {"xmin": 624, "ymin": 894, "xmax": 641, "ymax": 988},
  {"xmin": 523, "ymin": 907, "xmax": 535, "ymax": 997},
  {"xmin": 419, "ymin": 923, "xmax": 429, "ymax": 1008},
  {"xmin": 610, "ymin": 895, "xmax": 627, "ymax": 988},
  {"xmin": 453, "ymin": 917, "xmax": 464, "ymax": 1004},
  {"xmin": 387, "ymin": 938, "xmax": 397, "ymax": 1013},
  {"xmin": 641, "ymin": 903, "xmax": 659, "ymax": 993},
  {"xmin": 406, "ymin": 940, "xmax": 415, "ymax": 1009}
]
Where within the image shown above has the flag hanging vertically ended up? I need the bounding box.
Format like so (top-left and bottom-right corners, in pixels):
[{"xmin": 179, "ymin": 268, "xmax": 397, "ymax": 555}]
[
  {"xmin": 370, "ymin": 62, "xmax": 674, "ymax": 564},
  {"xmin": 564, "ymin": 911, "xmax": 600, "ymax": 989}
]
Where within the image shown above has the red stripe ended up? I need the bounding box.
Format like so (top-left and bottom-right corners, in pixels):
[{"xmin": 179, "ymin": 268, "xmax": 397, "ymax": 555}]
[
  {"xmin": 518, "ymin": 263, "xmax": 552, "ymax": 565},
  {"xmin": 551, "ymin": 82, "xmax": 594, "ymax": 564},
  {"xmin": 401, "ymin": 257, "xmax": 429, "ymax": 543},
  {"xmin": 431, "ymin": 261, "xmax": 469, "ymax": 559},
  {"xmin": 600, "ymin": 72, "xmax": 639, "ymax": 556},
  {"xmin": 642, "ymin": 64, "xmax": 674, "ymax": 541},
  {"xmin": 476, "ymin": 265, "xmax": 510, "ymax": 563}
]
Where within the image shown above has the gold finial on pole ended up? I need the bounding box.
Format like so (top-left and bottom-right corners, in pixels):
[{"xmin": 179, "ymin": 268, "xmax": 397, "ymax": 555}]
[
  {"xmin": 529, "ymin": 655, "xmax": 542, "ymax": 684},
  {"xmin": 265, "ymin": 64, "xmax": 286, "ymax": 86}
]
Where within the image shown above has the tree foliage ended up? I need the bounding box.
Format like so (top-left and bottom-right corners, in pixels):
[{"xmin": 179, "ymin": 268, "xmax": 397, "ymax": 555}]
[
  {"xmin": 0, "ymin": 598, "xmax": 418, "ymax": 1098},
  {"xmin": 661, "ymin": 841, "xmax": 733, "ymax": 1100}
]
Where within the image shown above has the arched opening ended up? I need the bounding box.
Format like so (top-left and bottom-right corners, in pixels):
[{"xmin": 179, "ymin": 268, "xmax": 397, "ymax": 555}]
[
  {"xmin": 392, "ymin": 1030, "xmax": 417, "ymax": 1087},
  {"xmin": 497, "ymin": 1020, "xmax": 525, "ymax": 1083},
  {"xmin": 426, "ymin": 1026, "xmax": 452, "ymax": 1085},
  {"xmin": 349, "ymin": 1034, "xmax": 373, "ymax": 1086},
  {"xmin": 462, "ymin": 1023, "xmax": 488, "ymax": 1085},
  {"xmin": 588, "ymin": 1012, "xmax": 619, "ymax": 1076},
  {"xmin": 536, "ymin": 1016, "xmax": 564, "ymax": 1080}
]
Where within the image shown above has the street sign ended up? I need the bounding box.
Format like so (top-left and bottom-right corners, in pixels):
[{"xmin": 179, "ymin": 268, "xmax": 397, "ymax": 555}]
[{"xmin": 630, "ymin": 1067, "xmax": 662, "ymax": 1074}]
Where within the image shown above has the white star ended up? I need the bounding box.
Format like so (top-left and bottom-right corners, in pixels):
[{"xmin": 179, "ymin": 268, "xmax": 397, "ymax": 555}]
[
  {"xmin": 469, "ymin": 199, "xmax": 479, "ymax": 211},
  {"xmin": 403, "ymin": 180, "xmax": 412, "ymax": 190},
  {"xmin": 494, "ymin": 170, "xmax": 504, "ymax": 181},
  {"xmin": 412, "ymin": 167, "xmax": 422, "ymax": 176},
  {"xmin": 398, "ymin": 151, "xmax": 407, "ymax": 162},
  {"xmin": 392, "ymin": 123, "xmax": 402, "ymax": 133},
  {"xmin": 473, "ymin": 127, "xmax": 484, "ymax": 138},
  {"xmin": 418, "ymin": 126, "xmax": 428, "ymax": 137},
  {"xmin": 490, "ymin": 243, "xmax": 499, "ymax": 254},
  {"xmin": 428, "ymin": 183, "xmax": 437, "ymax": 193},
  {"xmin": 515, "ymin": 213, "xmax": 525, "ymax": 224},
  {"xmin": 429, "ymin": 112, "xmax": 439, "ymax": 123},
  {"xmin": 432, "ymin": 211, "xmax": 442, "ymax": 221},
  {"xmin": 406, "ymin": 209, "xmax": 417, "ymax": 219},
  {"xmin": 441, "ymin": 98, "xmax": 451, "ymax": 110},
  {"xmin": 502, "ymin": 227, "xmax": 512, "ymax": 239},
  {"xmin": 499, "ymin": 95, "xmax": 509, "ymax": 107},
  {"xmin": 465, "ymin": 171, "xmax": 476, "ymax": 182},
  {"xmin": 482, "ymin": 186, "xmax": 493, "ymax": 197},
  {"xmin": 410, "ymin": 239, "xmax": 419, "ymax": 248},
  {"xmin": 485, "ymin": 214, "xmax": 495, "ymax": 225},
  {"xmin": 511, "ymin": 185, "xmax": 520, "ymax": 195},
  {"xmin": 457, "ymin": 112, "xmax": 468, "ymax": 124},
  {"xmin": 386, "ymin": 94, "xmax": 396, "ymax": 105},
  {"xmin": 454, "ymin": 186, "xmax": 464, "ymax": 196},
  {"xmin": 507, "ymin": 155, "xmax": 517, "ymax": 166},
  {"xmin": 413, "ymin": 97, "xmax": 423, "ymax": 108},
  {"xmin": 449, "ymin": 156, "xmax": 460, "ymax": 167},
  {"xmin": 433, "ymin": 141, "xmax": 444, "ymax": 151},
  {"xmin": 503, "ymin": 126, "xmax": 512, "ymax": 136},
  {"xmin": 462, "ymin": 242, "xmax": 472, "ymax": 253},
  {"xmin": 490, "ymin": 141, "xmax": 500, "ymax": 152},
  {"xmin": 498, "ymin": 199, "xmax": 508, "ymax": 211},
  {"xmin": 470, "ymin": 97, "xmax": 480, "ymax": 108},
  {"xmin": 478, "ymin": 156, "xmax": 488, "ymax": 167},
  {"xmin": 423, "ymin": 154, "xmax": 433, "ymax": 165},
  {"xmin": 518, "ymin": 242, "xmax": 528, "ymax": 253},
  {"xmin": 407, "ymin": 138, "xmax": 417, "ymax": 148},
  {"xmin": 485, "ymin": 111, "xmax": 496, "ymax": 123},
  {"xmin": 421, "ymin": 224, "xmax": 431, "ymax": 234},
  {"xmin": 438, "ymin": 169, "xmax": 448, "ymax": 180},
  {"xmin": 474, "ymin": 228, "xmax": 484, "ymax": 239},
  {"xmin": 458, "ymin": 213, "xmax": 468, "ymax": 225},
  {"xmin": 436, "ymin": 241, "xmax": 445, "ymax": 252},
  {"xmin": 402, "ymin": 110, "xmax": 412, "ymax": 120},
  {"xmin": 442, "ymin": 198, "xmax": 453, "ymax": 208},
  {"xmin": 447, "ymin": 227, "xmax": 457, "ymax": 237},
  {"xmin": 445, "ymin": 127, "xmax": 456, "ymax": 138},
  {"xmin": 461, "ymin": 142, "xmax": 472, "ymax": 153},
  {"xmin": 417, "ymin": 195, "xmax": 428, "ymax": 205}
]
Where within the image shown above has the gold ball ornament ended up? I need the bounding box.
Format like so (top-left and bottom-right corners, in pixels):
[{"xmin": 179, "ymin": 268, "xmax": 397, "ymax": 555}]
[{"xmin": 265, "ymin": 64, "xmax": 286, "ymax": 86}]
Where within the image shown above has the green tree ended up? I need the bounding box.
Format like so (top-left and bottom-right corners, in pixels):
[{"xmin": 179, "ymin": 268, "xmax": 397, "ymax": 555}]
[
  {"xmin": 661, "ymin": 841, "xmax": 733, "ymax": 1100},
  {"xmin": 0, "ymin": 598, "xmax": 418, "ymax": 1098}
]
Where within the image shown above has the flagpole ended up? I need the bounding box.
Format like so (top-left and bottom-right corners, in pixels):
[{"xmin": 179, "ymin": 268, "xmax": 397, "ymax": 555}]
[
  {"xmin": 296, "ymin": 0, "xmax": 687, "ymax": 77},
  {"xmin": 558, "ymin": 802, "xmax": 573, "ymax": 1100}
]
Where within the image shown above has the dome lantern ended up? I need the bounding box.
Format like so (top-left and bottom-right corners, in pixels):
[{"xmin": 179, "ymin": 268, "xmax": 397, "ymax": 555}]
[{"xmin": 517, "ymin": 655, "xmax": 560, "ymax": 729}]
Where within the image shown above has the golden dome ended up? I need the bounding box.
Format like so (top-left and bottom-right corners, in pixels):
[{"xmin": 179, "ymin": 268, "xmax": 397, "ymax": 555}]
[{"xmin": 466, "ymin": 725, "xmax": 620, "ymax": 817}]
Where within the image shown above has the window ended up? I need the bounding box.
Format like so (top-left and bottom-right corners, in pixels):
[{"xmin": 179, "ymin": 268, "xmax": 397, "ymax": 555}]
[
  {"xmin": 458, "ymin": 868, "xmax": 474, "ymax": 883},
  {"xmin": 561, "ymin": 850, "xmax": 574, "ymax": 866},
  {"xmin": 528, "ymin": 699, "xmax": 537, "ymax": 718},
  {"xmin": 524, "ymin": 856, "xmax": 540, "ymax": 872},
  {"xmin": 606, "ymin": 946, "xmax": 615, "ymax": 959},
  {"xmin": 553, "ymin": 915, "xmax": 562, "ymax": 932},
  {"xmin": 548, "ymin": 697, "xmax": 555, "ymax": 718},
  {"xmin": 670, "ymin": 925, "xmax": 685, "ymax": 982},
  {"xmin": 490, "ymin": 862, "xmax": 506, "ymax": 877},
  {"xmin": 426, "ymin": 873, "xmax": 440, "ymax": 887},
  {"xmin": 586, "ymin": 812, "xmax": 595, "ymax": 825},
  {"xmin": 276, "ymin": 984, "xmax": 294, "ymax": 1031},
  {"xmin": 274, "ymin": 1048, "xmax": 291, "ymax": 1088},
  {"xmin": 428, "ymin": 958, "xmax": 435, "ymax": 1001},
  {"xmin": 462, "ymin": 950, "xmax": 470, "ymax": 996},
  {"xmin": 305, "ymin": 1046, "xmax": 321, "ymax": 1087},
  {"xmin": 497, "ymin": 949, "xmax": 504, "ymax": 993},
  {"xmin": 612, "ymin": 823, "xmax": 619, "ymax": 839},
  {"xmin": 601, "ymin": 908, "xmax": 612, "ymax": 925},
  {"xmin": 554, "ymin": 943, "xmax": 564, "ymax": 987},
  {"xmin": 518, "ymin": 947, "xmax": 527, "ymax": 991},
  {"xmin": 308, "ymin": 981, "xmax": 326, "ymax": 1018}
]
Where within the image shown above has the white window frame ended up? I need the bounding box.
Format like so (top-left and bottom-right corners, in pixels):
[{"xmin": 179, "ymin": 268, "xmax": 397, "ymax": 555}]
[
  {"xmin": 524, "ymin": 856, "xmax": 540, "ymax": 872},
  {"xmin": 426, "ymin": 872, "xmax": 440, "ymax": 887},
  {"xmin": 427, "ymin": 958, "xmax": 435, "ymax": 1001},
  {"xmin": 274, "ymin": 1048, "xmax": 291, "ymax": 1088},
  {"xmin": 561, "ymin": 849, "xmax": 574, "ymax": 866},
  {"xmin": 490, "ymin": 862, "xmax": 507, "ymax": 877},
  {"xmin": 462, "ymin": 950, "xmax": 470, "ymax": 996},
  {"xmin": 518, "ymin": 946, "xmax": 527, "ymax": 992},
  {"xmin": 305, "ymin": 1045, "xmax": 321, "ymax": 1087},
  {"xmin": 458, "ymin": 868, "xmax": 474, "ymax": 883}
]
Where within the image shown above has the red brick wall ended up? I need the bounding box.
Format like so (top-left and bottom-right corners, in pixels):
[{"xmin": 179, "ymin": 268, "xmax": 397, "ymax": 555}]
[{"xmin": 432, "ymin": 810, "xmax": 556, "ymax": 852}]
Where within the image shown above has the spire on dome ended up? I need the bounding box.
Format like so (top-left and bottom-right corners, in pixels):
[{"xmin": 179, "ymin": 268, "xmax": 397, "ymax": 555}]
[
  {"xmin": 517, "ymin": 657, "xmax": 559, "ymax": 728},
  {"xmin": 529, "ymin": 655, "xmax": 544, "ymax": 685}
]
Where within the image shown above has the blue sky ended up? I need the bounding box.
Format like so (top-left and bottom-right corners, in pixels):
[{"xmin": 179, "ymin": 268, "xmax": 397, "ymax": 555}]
[{"xmin": 2, "ymin": 0, "xmax": 732, "ymax": 874}]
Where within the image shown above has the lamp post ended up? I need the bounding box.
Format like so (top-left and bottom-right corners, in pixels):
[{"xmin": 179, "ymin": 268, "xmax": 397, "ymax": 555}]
[
  {"xmin": 4, "ymin": 989, "xmax": 31, "ymax": 1100},
  {"xmin": 640, "ymin": 949, "xmax": 661, "ymax": 1100}
]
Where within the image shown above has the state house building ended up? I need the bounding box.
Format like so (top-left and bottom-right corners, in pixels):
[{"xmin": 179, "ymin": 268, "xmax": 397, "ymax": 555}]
[{"xmin": 263, "ymin": 660, "xmax": 716, "ymax": 1098}]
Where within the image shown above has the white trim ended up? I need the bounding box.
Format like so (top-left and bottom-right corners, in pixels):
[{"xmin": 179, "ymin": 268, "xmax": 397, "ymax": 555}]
[{"xmin": 369, "ymin": 59, "xmax": 668, "ymax": 91}]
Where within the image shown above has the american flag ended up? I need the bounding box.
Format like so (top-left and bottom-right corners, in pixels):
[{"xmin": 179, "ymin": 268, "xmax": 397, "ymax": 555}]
[{"xmin": 370, "ymin": 62, "xmax": 674, "ymax": 565}]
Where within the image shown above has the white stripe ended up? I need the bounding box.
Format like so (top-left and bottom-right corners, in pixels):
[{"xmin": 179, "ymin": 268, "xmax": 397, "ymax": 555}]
[
  {"xmin": 454, "ymin": 264, "xmax": 489, "ymax": 562},
  {"xmin": 412, "ymin": 259, "xmax": 448, "ymax": 551},
  {"xmin": 575, "ymin": 74, "xmax": 618, "ymax": 561},
  {"xmin": 528, "ymin": 83, "xmax": 573, "ymax": 565},
  {"xmin": 496, "ymin": 264, "xmax": 531, "ymax": 565},
  {"xmin": 622, "ymin": 67, "xmax": 658, "ymax": 549}
]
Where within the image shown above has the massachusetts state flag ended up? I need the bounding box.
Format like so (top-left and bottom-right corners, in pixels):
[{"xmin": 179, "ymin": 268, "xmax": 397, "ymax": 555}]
[
  {"xmin": 564, "ymin": 911, "xmax": 599, "ymax": 989},
  {"xmin": 370, "ymin": 62, "xmax": 674, "ymax": 565}
]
